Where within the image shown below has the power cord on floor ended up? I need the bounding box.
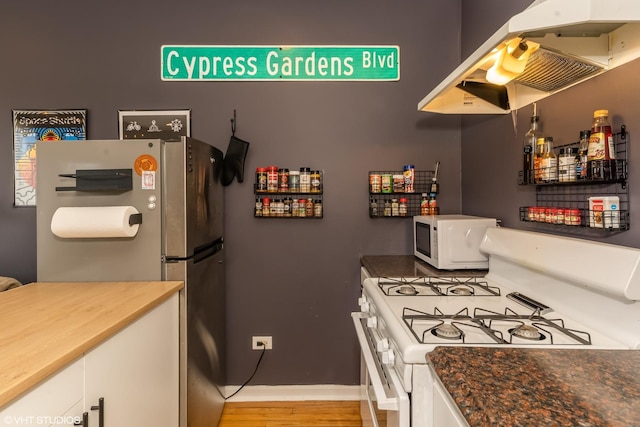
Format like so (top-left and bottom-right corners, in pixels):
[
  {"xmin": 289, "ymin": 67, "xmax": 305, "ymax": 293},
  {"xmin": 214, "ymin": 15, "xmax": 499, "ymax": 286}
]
[{"xmin": 222, "ymin": 341, "xmax": 267, "ymax": 400}]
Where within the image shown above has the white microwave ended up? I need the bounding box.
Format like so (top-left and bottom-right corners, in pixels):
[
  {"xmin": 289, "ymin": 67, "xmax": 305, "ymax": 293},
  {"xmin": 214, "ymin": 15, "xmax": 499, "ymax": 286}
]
[{"xmin": 413, "ymin": 214, "xmax": 497, "ymax": 270}]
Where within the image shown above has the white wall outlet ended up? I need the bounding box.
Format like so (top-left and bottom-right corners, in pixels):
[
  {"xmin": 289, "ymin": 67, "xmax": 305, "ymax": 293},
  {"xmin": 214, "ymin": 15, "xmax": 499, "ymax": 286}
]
[{"xmin": 252, "ymin": 336, "xmax": 273, "ymax": 350}]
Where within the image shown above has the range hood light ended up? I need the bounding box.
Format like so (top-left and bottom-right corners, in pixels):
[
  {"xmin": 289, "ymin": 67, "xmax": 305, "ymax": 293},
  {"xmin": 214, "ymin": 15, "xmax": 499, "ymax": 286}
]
[
  {"xmin": 486, "ymin": 39, "xmax": 539, "ymax": 85},
  {"xmin": 418, "ymin": 0, "xmax": 640, "ymax": 114}
]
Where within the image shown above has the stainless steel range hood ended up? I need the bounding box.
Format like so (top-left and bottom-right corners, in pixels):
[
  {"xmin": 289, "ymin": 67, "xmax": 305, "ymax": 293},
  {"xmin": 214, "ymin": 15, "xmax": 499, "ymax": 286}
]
[{"xmin": 418, "ymin": 0, "xmax": 640, "ymax": 114}]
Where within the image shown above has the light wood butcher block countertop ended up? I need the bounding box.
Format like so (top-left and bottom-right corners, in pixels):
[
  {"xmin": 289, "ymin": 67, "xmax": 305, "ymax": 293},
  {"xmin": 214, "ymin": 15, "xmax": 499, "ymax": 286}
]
[{"xmin": 0, "ymin": 281, "xmax": 184, "ymax": 408}]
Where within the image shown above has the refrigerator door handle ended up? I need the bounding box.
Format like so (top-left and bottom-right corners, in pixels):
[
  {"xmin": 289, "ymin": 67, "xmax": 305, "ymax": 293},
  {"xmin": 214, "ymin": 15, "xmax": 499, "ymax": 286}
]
[{"xmin": 165, "ymin": 237, "xmax": 224, "ymax": 263}]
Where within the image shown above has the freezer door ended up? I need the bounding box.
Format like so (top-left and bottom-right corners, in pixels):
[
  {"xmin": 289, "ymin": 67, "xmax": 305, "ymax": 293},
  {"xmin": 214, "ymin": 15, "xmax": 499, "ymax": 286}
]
[
  {"xmin": 165, "ymin": 247, "xmax": 225, "ymax": 427},
  {"xmin": 36, "ymin": 139, "xmax": 163, "ymax": 281},
  {"xmin": 163, "ymin": 137, "xmax": 224, "ymax": 258}
]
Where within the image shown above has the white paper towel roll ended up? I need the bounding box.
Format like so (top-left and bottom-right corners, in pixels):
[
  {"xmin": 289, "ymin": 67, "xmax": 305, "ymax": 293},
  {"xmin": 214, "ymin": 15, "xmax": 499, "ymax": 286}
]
[{"xmin": 51, "ymin": 206, "xmax": 141, "ymax": 238}]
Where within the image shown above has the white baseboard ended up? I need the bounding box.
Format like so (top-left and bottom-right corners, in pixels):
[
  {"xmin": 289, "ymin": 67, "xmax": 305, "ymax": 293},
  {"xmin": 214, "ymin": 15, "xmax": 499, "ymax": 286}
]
[{"xmin": 224, "ymin": 384, "xmax": 361, "ymax": 402}]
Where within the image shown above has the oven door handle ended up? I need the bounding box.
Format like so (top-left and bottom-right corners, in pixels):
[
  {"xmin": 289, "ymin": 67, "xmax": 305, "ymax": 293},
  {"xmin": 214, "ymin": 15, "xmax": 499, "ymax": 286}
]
[{"xmin": 351, "ymin": 312, "xmax": 408, "ymax": 411}]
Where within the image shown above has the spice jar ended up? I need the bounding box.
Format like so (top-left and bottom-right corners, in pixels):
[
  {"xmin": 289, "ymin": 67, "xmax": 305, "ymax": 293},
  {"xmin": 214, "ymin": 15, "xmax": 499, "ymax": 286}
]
[
  {"xmin": 298, "ymin": 198, "xmax": 307, "ymax": 217},
  {"xmin": 256, "ymin": 167, "xmax": 267, "ymax": 192},
  {"xmin": 267, "ymin": 166, "xmax": 278, "ymax": 192},
  {"xmin": 278, "ymin": 168, "xmax": 289, "ymax": 192},
  {"xmin": 370, "ymin": 198, "xmax": 378, "ymax": 217},
  {"xmin": 289, "ymin": 170, "xmax": 300, "ymax": 193},
  {"xmin": 262, "ymin": 198, "xmax": 271, "ymax": 217},
  {"xmin": 314, "ymin": 200, "xmax": 322, "ymax": 217},
  {"xmin": 399, "ymin": 198, "xmax": 408, "ymax": 217},
  {"xmin": 391, "ymin": 198, "xmax": 399, "ymax": 216},
  {"xmin": 255, "ymin": 197, "xmax": 263, "ymax": 217},
  {"xmin": 369, "ymin": 174, "xmax": 381, "ymax": 193},
  {"xmin": 299, "ymin": 167, "xmax": 311, "ymax": 193},
  {"xmin": 311, "ymin": 170, "xmax": 322, "ymax": 193},
  {"xmin": 291, "ymin": 198, "xmax": 299, "ymax": 217},
  {"xmin": 305, "ymin": 198, "xmax": 314, "ymax": 217}
]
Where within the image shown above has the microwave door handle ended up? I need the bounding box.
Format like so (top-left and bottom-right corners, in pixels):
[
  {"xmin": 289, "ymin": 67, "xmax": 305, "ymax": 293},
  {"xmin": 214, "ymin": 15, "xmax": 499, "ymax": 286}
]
[{"xmin": 351, "ymin": 313, "xmax": 406, "ymax": 411}]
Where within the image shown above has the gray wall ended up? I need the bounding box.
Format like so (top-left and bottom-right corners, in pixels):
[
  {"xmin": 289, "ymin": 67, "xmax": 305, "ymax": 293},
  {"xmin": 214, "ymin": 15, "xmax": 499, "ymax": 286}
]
[{"xmin": 0, "ymin": 0, "xmax": 462, "ymax": 386}]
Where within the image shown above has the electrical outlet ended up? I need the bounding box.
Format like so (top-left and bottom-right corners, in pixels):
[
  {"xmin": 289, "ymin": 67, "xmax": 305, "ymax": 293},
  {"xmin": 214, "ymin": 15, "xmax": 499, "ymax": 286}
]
[{"xmin": 252, "ymin": 336, "xmax": 273, "ymax": 350}]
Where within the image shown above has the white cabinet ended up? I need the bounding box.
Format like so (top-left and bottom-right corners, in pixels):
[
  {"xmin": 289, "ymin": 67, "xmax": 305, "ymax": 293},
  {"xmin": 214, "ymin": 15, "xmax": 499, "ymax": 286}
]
[
  {"xmin": 0, "ymin": 358, "xmax": 84, "ymax": 426},
  {"xmin": 0, "ymin": 294, "xmax": 179, "ymax": 427},
  {"xmin": 84, "ymin": 294, "xmax": 179, "ymax": 427}
]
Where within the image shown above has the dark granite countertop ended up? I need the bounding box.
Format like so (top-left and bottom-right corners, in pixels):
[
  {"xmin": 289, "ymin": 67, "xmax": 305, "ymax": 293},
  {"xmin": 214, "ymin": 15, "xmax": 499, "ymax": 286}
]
[
  {"xmin": 428, "ymin": 347, "xmax": 640, "ymax": 427},
  {"xmin": 361, "ymin": 255, "xmax": 487, "ymax": 278}
]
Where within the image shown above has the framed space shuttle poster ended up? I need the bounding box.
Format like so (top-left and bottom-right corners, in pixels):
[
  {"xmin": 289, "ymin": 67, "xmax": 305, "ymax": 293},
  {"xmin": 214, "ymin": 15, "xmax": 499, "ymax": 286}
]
[
  {"xmin": 12, "ymin": 109, "xmax": 87, "ymax": 207},
  {"xmin": 118, "ymin": 109, "xmax": 191, "ymax": 141}
]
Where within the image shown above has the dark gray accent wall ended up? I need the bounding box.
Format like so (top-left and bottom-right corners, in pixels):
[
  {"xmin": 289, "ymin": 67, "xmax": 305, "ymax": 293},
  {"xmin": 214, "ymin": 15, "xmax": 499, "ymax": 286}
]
[
  {"xmin": 459, "ymin": 0, "xmax": 640, "ymax": 249},
  {"xmin": 0, "ymin": 0, "xmax": 462, "ymax": 386}
]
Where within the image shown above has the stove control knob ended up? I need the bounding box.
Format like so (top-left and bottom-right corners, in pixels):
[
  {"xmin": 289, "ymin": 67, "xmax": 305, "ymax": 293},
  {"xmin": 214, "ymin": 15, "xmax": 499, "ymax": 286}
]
[
  {"xmin": 376, "ymin": 338, "xmax": 389, "ymax": 352},
  {"xmin": 381, "ymin": 349, "xmax": 395, "ymax": 365},
  {"xmin": 366, "ymin": 316, "xmax": 377, "ymax": 328}
]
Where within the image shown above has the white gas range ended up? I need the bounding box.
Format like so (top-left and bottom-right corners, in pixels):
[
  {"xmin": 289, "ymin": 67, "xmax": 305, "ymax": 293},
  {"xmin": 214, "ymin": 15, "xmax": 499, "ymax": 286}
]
[{"xmin": 352, "ymin": 228, "xmax": 640, "ymax": 427}]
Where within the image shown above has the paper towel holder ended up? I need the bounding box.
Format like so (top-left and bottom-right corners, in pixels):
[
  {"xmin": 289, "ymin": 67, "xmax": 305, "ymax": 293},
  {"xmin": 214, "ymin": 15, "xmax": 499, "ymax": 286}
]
[
  {"xmin": 129, "ymin": 213, "xmax": 143, "ymax": 226},
  {"xmin": 56, "ymin": 169, "xmax": 133, "ymax": 192}
]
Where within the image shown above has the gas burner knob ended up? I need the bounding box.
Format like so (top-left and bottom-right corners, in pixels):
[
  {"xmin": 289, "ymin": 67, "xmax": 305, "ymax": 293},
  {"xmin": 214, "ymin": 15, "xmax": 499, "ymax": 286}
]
[
  {"xmin": 358, "ymin": 298, "xmax": 370, "ymax": 313},
  {"xmin": 381, "ymin": 349, "xmax": 395, "ymax": 365},
  {"xmin": 366, "ymin": 316, "xmax": 377, "ymax": 328},
  {"xmin": 376, "ymin": 338, "xmax": 389, "ymax": 352}
]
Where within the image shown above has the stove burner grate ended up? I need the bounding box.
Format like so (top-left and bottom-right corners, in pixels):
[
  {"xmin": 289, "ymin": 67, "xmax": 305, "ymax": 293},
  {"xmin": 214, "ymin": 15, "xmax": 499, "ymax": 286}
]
[{"xmin": 378, "ymin": 276, "xmax": 500, "ymax": 297}]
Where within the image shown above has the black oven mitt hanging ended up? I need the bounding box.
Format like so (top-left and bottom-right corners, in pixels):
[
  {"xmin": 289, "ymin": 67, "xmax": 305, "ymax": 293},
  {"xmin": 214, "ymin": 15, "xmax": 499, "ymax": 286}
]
[{"xmin": 221, "ymin": 111, "xmax": 250, "ymax": 186}]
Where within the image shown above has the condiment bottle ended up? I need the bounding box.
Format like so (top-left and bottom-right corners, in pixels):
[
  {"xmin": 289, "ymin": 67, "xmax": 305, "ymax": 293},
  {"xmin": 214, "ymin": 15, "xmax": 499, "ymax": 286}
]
[
  {"xmin": 587, "ymin": 110, "xmax": 615, "ymax": 180},
  {"xmin": 533, "ymin": 137, "xmax": 545, "ymax": 183},
  {"xmin": 310, "ymin": 170, "xmax": 322, "ymax": 193},
  {"xmin": 369, "ymin": 198, "xmax": 378, "ymax": 217},
  {"xmin": 541, "ymin": 137, "xmax": 557, "ymax": 182},
  {"xmin": 577, "ymin": 130, "xmax": 590, "ymax": 179},
  {"xmin": 420, "ymin": 193, "xmax": 429, "ymax": 215},
  {"xmin": 523, "ymin": 104, "xmax": 542, "ymax": 184}
]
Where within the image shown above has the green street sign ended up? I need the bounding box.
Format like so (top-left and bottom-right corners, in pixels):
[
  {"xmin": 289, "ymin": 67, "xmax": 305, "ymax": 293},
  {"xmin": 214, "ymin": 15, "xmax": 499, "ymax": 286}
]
[{"xmin": 161, "ymin": 45, "xmax": 399, "ymax": 81}]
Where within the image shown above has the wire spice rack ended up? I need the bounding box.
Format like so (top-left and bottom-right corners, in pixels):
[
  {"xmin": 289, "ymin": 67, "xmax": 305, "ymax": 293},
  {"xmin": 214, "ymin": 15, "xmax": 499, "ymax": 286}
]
[{"xmin": 518, "ymin": 126, "xmax": 629, "ymax": 235}]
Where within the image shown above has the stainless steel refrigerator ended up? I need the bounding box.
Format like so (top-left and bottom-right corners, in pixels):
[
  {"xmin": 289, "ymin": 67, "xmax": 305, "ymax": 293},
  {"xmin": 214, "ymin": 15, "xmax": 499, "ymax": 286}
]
[{"xmin": 36, "ymin": 137, "xmax": 226, "ymax": 427}]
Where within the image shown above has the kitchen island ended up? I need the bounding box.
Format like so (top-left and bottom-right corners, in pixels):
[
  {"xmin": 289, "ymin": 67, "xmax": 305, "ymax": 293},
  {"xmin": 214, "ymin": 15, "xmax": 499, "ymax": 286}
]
[
  {"xmin": 0, "ymin": 281, "xmax": 183, "ymax": 420},
  {"xmin": 428, "ymin": 347, "xmax": 640, "ymax": 427}
]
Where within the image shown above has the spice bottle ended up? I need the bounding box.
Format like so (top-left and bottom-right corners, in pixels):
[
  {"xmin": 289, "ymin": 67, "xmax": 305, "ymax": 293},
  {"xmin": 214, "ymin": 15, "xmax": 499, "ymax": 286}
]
[
  {"xmin": 305, "ymin": 198, "xmax": 314, "ymax": 217},
  {"xmin": 533, "ymin": 137, "xmax": 545, "ymax": 183},
  {"xmin": 314, "ymin": 200, "xmax": 322, "ymax": 217},
  {"xmin": 262, "ymin": 198, "xmax": 271, "ymax": 217},
  {"xmin": 256, "ymin": 168, "xmax": 268, "ymax": 192},
  {"xmin": 310, "ymin": 170, "xmax": 322, "ymax": 193},
  {"xmin": 541, "ymin": 137, "xmax": 557, "ymax": 182},
  {"xmin": 587, "ymin": 110, "xmax": 615, "ymax": 180},
  {"xmin": 391, "ymin": 198, "xmax": 399, "ymax": 216},
  {"xmin": 420, "ymin": 193, "xmax": 429, "ymax": 215},
  {"xmin": 267, "ymin": 166, "xmax": 278, "ymax": 192},
  {"xmin": 558, "ymin": 148, "xmax": 576, "ymax": 182},
  {"xmin": 523, "ymin": 104, "xmax": 542, "ymax": 184},
  {"xmin": 370, "ymin": 198, "xmax": 378, "ymax": 217},
  {"xmin": 383, "ymin": 200, "xmax": 392, "ymax": 217},
  {"xmin": 577, "ymin": 130, "xmax": 590, "ymax": 179},
  {"xmin": 278, "ymin": 168, "xmax": 289, "ymax": 192},
  {"xmin": 299, "ymin": 167, "xmax": 311, "ymax": 193},
  {"xmin": 399, "ymin": 198, "xmax": 408, "ymax": 217},
  {"xmin": 289, "ymin": 170, "xmax": 300, "ymax": 192}
]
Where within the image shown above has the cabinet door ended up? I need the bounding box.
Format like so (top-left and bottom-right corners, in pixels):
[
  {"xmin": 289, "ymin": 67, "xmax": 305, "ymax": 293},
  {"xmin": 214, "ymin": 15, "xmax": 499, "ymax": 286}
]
[
  {"xmin": 0, "ymin": 358, "xmax": 84, "ymax": 426},
  {"xmin": 84, "ymin": 294, "xmax": 179, "ymax": 427}
]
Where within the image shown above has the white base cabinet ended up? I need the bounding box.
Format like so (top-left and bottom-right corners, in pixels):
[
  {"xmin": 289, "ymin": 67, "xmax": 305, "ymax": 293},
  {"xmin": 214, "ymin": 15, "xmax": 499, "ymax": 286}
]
[{"xmin": 1, "ymin": 294, "xmax": 179, "ymax": 427}]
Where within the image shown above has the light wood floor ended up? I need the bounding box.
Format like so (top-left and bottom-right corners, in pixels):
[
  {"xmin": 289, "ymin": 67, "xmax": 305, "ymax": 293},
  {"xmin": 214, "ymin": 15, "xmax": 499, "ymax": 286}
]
[{"xmin": 218, "ymin": 401, "xmax": 363, "ymax": 427}]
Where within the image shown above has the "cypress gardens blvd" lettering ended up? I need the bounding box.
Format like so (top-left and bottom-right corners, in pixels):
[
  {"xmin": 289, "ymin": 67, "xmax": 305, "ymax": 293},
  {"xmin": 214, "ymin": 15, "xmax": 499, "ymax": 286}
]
[{"xmin": 161, "ymin": 46, "xmax": 399, "ymax": 81}]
